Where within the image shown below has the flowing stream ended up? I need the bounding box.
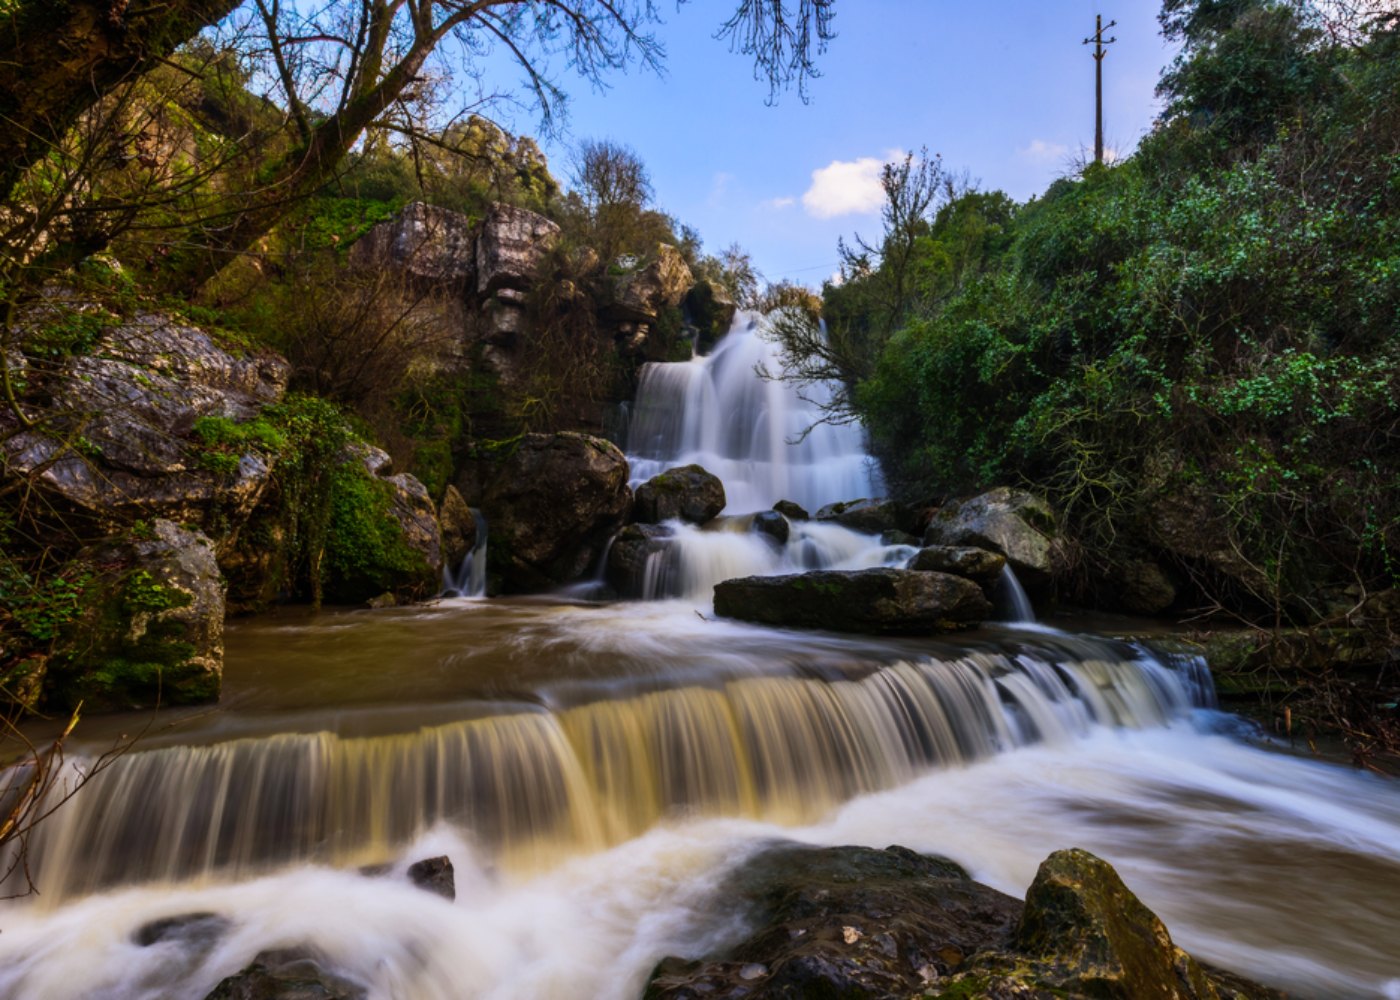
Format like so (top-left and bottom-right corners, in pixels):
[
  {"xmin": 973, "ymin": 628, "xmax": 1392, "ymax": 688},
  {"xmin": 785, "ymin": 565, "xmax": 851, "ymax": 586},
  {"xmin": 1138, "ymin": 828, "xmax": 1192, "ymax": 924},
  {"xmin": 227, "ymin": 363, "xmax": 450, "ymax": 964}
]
[{"xmin": 2, "ymin": 314, "xmax": 1399, "ymax": 999}]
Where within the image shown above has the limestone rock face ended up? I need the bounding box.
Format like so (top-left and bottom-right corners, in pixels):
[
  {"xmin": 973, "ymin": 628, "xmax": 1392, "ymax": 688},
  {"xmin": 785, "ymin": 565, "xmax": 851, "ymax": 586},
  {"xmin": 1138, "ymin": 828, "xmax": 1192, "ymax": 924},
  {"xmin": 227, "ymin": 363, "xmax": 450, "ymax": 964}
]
[
  {"xmin": 907, "ymin": 544, "xmax": 1006, "ymax": 582},
  {"xmin": 613, "ymin": 244, "xmax": 694, "ymax": 321},
  {"xmin": 349, "ymin": 201, "xmax": 475, "ymax": 289},
  {"xmin": 713, "ymin": 568, "xmax": 991, "ymax": 634},
  {"xmin": 0, "ymin": 312, "xmax": 287, "ymax": 533},
  {"xmin": 48, "ymin": 519, "xmax": 225, "ymax": 711},
  {"xmin": 475, "ymin": 203, "xmax": 560, "ymax": 295},
  {"xmin": 632, "ymin": 464, "xmax": 726, "ymax": 524},
  {"xmin": 439, "ymin": 485, "xmax": 478, "ymax": 570},
  {"xmin": 924, "ymin": 487, "xmax": 1061, "ymax": 587},
  {"xmin": 469, "ymin": 432, "xmax": 632, "ymax": 592}
]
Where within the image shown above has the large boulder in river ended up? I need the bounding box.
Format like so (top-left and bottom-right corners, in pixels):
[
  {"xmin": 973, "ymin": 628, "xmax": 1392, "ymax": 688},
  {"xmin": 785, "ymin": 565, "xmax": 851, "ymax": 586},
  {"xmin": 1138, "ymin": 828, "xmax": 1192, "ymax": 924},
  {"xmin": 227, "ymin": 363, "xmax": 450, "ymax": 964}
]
[
  {"xmin": 646, "ymin": 844, "xmax": 1275, "ymax": 1000},
  {"xmin": 814, "ymin": 498, "xmax": 913, "ymax": 535},
  {"xmin": 0, "ymin": 311, "xmax": 288, "ymax": 536},
  {"xmin": 924, "ymin": 487, "xmax": 1061, "ymax": 587},
  {"xmin": 45, "ymin": 519, "xmax": 225, "ymax": 711},
  {"xmin": 606, "ymin": 523, "xmax": 676, "ymax": 598},
  {"xmin": 468, "ymin": 433, "xmax": 631, "ymax": 592},
  {"xmin": 348, "ymin": 201, "xmax": 475, "ymax": 290},
  {"xmin": 612, "ymin": 244, "xmax": 694, "ymax": 321},
  {"xmin": 713, "ymin": 568, "xmax": 990, "ymax": 634},
  {"xmin": 475, "ymin": 202, "xmax": 560, "ymax": 295},
  {"xmin": 633, "ymin": 464, "xmax": 726, "ymax": 524}
]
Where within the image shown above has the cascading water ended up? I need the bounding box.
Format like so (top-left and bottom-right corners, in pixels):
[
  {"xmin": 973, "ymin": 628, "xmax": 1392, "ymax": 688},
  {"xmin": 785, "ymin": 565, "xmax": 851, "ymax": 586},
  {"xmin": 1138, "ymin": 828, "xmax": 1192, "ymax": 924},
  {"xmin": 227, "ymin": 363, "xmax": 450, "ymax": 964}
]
[
  {"xmin": 442, "ymin": 510, "xmax": 489, "ymax": 597},
  {"xmin": 625, "ymin": 312, "xmax": 882, "ymax": 514}
]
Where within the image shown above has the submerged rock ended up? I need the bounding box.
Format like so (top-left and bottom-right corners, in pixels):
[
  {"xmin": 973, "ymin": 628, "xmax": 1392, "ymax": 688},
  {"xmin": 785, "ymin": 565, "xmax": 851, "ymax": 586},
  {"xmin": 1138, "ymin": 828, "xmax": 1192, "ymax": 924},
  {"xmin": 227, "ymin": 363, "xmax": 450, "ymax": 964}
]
[
  {"xmin": 814, "ymin": 498, "xmax": 912, "ymax": 535},
  {"xmin": 645, "ymin": 844, "xmax": 1280, "ymax": 1000},
  {"xmin": 204, "ymin": 949, "xmax": 366, "ymax": 1000},
  {"xmin": 713, "ymin": 568, "xmax": 990, "ymax": 634},
  {"xmin": 751, "ymin": 510, "xmax": 790, "ymax": 545},
  {"xmin": 907, "ymin": 544, "xmax": 1006, "ymax": 582},
  {"xmin": 466, "ymin": 432, "xmax": 631, "ymax": 592},
  {"xmin": 633, "ymin": 464, "xmax": 726, "ymax": 524},
  {"xmin": 406, "ymin": 855, "xmax": 456, "ymax": 901},
  {"xmin": 924, "ymin": 487, "xmax": 1061, "ymax": 587}
]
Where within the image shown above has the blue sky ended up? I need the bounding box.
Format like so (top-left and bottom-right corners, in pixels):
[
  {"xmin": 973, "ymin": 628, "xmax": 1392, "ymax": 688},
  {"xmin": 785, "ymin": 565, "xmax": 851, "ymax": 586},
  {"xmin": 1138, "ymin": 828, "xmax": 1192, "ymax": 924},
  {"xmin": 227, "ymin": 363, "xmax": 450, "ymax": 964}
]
[{"xmin": 488, "ymin": 2, "xmax": 1180, "ymax": 286}]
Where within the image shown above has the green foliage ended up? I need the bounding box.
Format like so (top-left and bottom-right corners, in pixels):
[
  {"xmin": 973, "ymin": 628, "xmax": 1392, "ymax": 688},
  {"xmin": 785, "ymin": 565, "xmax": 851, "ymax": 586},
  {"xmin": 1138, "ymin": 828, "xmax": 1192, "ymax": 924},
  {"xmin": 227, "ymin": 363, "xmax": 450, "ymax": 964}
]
[
  {"xmin": 829, "ymin": 6, "xmax": 1400, "ymax": 613},
  {"xmin": 0, "ymin": 562, "xmax": 91, "ymax": 642}
]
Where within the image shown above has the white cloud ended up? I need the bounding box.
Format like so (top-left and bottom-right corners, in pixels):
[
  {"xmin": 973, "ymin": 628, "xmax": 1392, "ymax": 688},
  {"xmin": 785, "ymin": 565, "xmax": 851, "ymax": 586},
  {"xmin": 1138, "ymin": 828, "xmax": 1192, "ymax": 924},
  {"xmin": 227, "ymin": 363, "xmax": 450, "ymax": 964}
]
[
  {"xmin": 1020, "ymin": 139, "xmax": 1069, "ymax": 163},
  {"xmin": 762, "ymin": 196, "xmax": 797, "ymax": 210},
  {"xmin": 801, "ymin": 157, "xmax": 889, "ymax": 219}
]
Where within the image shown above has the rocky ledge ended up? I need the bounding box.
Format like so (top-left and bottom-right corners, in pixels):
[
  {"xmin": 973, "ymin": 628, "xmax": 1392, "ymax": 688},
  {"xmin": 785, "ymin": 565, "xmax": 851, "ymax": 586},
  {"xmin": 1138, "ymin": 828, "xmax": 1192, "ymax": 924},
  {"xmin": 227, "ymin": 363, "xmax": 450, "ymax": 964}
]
[{"xmin": 645, "ymin": 843, "xmax": 1280, "ymax": 1000}]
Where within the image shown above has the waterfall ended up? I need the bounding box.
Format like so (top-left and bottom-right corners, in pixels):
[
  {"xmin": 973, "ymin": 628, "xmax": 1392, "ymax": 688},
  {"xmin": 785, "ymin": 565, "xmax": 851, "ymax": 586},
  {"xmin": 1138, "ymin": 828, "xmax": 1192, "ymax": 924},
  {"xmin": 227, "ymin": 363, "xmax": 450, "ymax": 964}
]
[
  {"xmin": 7, "ymin": 636, "xmax": 1212, "ymax": 904},
  {"xmin": 997, "ymin": 565, "xmax": 1036, "ymax": 622},
  {"xmin": 442, "ymin": 510, "xmax": 488, "ymax": 598},
  {"xmin": 625, "ymin": 312, "xmax": 882, "ymax": 515}
]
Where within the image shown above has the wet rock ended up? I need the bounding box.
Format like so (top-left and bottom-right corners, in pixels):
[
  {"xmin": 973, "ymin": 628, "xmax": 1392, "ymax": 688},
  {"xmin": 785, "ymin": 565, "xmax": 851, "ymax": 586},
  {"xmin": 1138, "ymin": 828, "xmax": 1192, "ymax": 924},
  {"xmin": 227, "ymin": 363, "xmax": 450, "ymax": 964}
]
[
  {"xmin": 907, "ymin": 544, "xmax": 1007, "ymax": 582},
  {"xmin": 713, "ymin": 568, "xmax": 991, "ymax": 635},
  {"xmin": 365, "ymin": 592, "xmax": 396, "ymax": 609},
  {"xmin": 772, "ymin": 500, "xmax": 809, "ymax": 521},
  {"xmin": 924, "ymin": 488, "xmax": 1060, "ymax": 588},
  {"xmin": 47, "ymin": 519, "xmax": 225, "ymax": 711},
  {"xmin": 344, "ymin": 444, "xmax": 443, "ymax": 596},
  {"xmin": 684, "ymin": 277, "xmax": 737, "ymax": 354},
  {"xmin": 0, "ymin": 311, "xmax": 287, "ymax": 534},
  {"xmin": 751, "ymin": 510, "xmax": 790, "ymax": 545},
  {"xmin": 646, "ymin": 844, "xmax": 1279, "ymax": 1000},
  {"xmin": 644, "ymin": 843, "xmax": 1021, "ymax": 1000},
  {"xmin": 466, "ymin": 432, "xmax": 632, "ymax": 592},
  {"xmin": 881, "ymin": 529, "xmax": 921, "ymax": 548},
  {"xmin": 348, "ymin": 201, "xmax": 475, "ymax": 290},
  {"xmin": 613, "ymin": 244, "xmax": 694, "ymax": 321},
  {"xmin": 606, "ymin": 523, "xmax": 676, "ymax": 598},
  {"xmin": 633, "ymin": 464, "xmax": 726, "ymax": 524},
  {"xmin": 134, "ymin": 912, "xmax": 231, "ymax": 948},
  {"xmin": 814, "ymin": 498, "xmax": 913, "ymax": 535},
  {"xmin": 204, "ymin": 949, "xmax": 366, "ymax": 1000},
  {"xmin": 1112, "ymin": 557, "xmax": 1178, "ymax": 615},
  {"xmin": 475, "ymin": 202, "xmax": 560, "ymax": 295},
  {"xmin": 439, "ymin": 485, "xmax": 478, "ymax": 570},
  {"xmin": 406, "ymin": 855, "xmax": 456, "ymax": 901}
]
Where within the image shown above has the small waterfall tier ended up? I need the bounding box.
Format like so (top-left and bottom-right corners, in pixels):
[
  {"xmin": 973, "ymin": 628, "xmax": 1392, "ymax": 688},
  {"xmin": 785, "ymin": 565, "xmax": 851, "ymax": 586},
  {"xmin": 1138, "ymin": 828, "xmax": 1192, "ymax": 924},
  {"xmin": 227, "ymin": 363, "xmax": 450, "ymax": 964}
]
[
  {"xmin": 624, "ymin": 312, "xmax": 882, "ymax": 515},
  {"xmin": 9, "ymin": 635, "xmax": 1213, "ymax": 903}
]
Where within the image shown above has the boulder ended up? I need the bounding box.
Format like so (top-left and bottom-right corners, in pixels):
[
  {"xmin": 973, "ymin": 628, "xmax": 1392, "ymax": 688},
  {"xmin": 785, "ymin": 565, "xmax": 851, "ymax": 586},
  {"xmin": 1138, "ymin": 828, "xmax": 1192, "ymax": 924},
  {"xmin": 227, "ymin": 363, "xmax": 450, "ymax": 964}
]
[
  {"xmin": 475, "ymin": 203, "xmax": 560, "ymax": 295},
  {"xmin": 713, "ymin": 568, "xmax": 991, "ymax": 634},
  {"xmin": 772, "ymin": 500, "xmax": 809, "ymax": 521},
  {"xmin": 751, "ymin": 510, "xmax": 789, "ymax": 545},
  {"xmin": 684, "ymin": 277, "xmax": 737, "ymax": 354},
  {"xmin": 467, "ymin": 433, "xmax": 631, "ymax": 592},
  {"xmin": 633, "ymin": 464, "xmax": 726, "ymax": 524},
  {"xmin": 907, "ymin": 544, "xmax": 1006, "ymax": 582},
  {"xmin": 613, "ymin": 244, "xmax": 694, "ymax": 321},
  {"xmin": 880, "ymin": 530, "xmax": 920, "ymax": 548},
  {"xmin": 406, "ymin": 855, "xmax": 456, "ymax": 901},
  {"xmin": 0, "ymin": 312, "xmax": 288, "ymax": 534},
  {"xmin": 924, "ymin": 487, "xmax": 1060, "ymax": 587},
  {"xmin": 606, "ymin": 523, "xmax": 676, "ymax": 598},
  {"xmin": 1111, "ymin": 557, "xmax": 1178, "ymax": 615},
  {"xmin": 345, "ymin": 444, "xmax": 443, "ymax": 593},
  {"xmin": 645, "ymin": 844, "xmax": 1279, "ymax": 1000},
  {"xmin": 47, "ymin": 520, "xmax": 225, "ymax": 711},
  {"xmin": 204, "ymin": 950, "xmax": 365, "ymax": 1000},
  {"xmin": 439, "ymin": 485, "xmax": 478, "ymax": 570},
  {"xmin": 348, "ymin": 201, "xmax": 475, "ymax": 289},
  {"xmin": 814, "ymin": 498, "xmax": 912, "ymax": 535}
]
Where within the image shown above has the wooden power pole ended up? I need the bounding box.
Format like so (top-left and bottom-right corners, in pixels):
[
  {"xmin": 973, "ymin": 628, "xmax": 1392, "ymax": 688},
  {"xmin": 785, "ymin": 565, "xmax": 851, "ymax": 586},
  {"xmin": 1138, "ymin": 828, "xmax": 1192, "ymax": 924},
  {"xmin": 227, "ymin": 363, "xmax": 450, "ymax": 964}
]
[{"xmin": 1083, "ymin": 14, "xmax": 1118, "ymax": 164}]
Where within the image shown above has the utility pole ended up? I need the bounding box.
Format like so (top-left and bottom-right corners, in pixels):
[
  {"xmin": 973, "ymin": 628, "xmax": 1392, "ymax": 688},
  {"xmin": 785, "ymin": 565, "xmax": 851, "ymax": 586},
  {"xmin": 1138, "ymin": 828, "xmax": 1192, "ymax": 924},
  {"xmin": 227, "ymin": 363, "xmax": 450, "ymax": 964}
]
[{"xmin": 1083, "ymin": 14, "xmax": 1117, "ymax": 164}]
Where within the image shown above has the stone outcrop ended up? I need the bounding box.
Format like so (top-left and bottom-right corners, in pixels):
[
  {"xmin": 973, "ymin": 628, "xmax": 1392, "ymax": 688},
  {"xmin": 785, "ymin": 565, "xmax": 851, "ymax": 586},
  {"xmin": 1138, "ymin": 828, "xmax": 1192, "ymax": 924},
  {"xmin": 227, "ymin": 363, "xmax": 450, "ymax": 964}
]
[
  {"xmin": 47, "ymin": 519, "xmax": 225, "ymax": 711},
  {"xmin": 907, "ymin": 544, "xmax": 1006, "ymax": 582},
  {"xmin": 348, "ymin": 201, "xmax": 475, "ymax": 289},
  {"xmin": 713, "ymin": 568, "xmax": 991, "ymax": 634},
  {"xmin": 645, "ymin": 843, "xmax": 1279, "ymax": 1000},
  {"xmin": 438, "ymin": 485, "xmax": 478, "ymax": 570},
  {"xmin": 466, "ymin": 433, "xmax": 631, "ymax": 592},
  {"xmin": 924, "ymin": 487, "xmax": 1061, "ymax": 588},
  {"xmin": 684, "ymin": 277, "xmax": 737, "ymax": 354},
  {"xmin": 632, "ymin": 464, "xmax": 726, "ymax": 524},
  {"xmin": 475, "ymin": 202, "xmax": 560, "ymax": 295},
  {"xmin": 612, "ymin": 244, "xmax": 694, "ymax": 322},
  {"xmin": 1, "ymin": 312, "xmax": 288, "ymax": 534},
  {"xmin": 814, "ymin": 498, "xmax": 913, "ymax": 535}
]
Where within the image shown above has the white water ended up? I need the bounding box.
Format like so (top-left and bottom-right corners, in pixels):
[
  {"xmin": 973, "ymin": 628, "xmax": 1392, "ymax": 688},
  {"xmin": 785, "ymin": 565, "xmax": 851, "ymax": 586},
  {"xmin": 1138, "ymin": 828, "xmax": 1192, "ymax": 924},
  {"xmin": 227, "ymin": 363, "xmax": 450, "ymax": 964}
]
[
  {"xmin": 2, "ymin": 725, "xmax": 1399, "ymax": 1000},
  {"xmin": 442, "ymin": 510, "xmax": 489, "ymax": 598},
  {"xmin": 625, "ymin": 312, "xmax": 882, "ymax": 515}
]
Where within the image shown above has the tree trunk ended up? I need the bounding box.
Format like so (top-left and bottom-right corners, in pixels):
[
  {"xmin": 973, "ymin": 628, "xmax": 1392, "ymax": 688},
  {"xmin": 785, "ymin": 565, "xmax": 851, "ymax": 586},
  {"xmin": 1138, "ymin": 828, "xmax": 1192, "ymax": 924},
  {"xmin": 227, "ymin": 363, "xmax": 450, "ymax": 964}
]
[{"xmin": 0, "ymin": 0, "xmax": 242, "ymax": 200}]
